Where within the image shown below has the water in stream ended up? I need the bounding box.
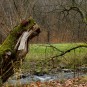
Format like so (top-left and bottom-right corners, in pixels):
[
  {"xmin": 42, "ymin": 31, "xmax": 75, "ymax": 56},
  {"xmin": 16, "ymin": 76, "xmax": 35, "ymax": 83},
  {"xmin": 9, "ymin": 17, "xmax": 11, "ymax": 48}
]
[{"xmin": 5, "ymin": 71, "xmax": 87, "ymax": 85}]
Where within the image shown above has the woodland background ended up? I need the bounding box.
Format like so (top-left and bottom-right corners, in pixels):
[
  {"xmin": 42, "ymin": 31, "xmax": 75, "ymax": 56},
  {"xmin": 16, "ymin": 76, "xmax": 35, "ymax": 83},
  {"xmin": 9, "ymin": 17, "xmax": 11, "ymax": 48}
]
[{"xmin": 0, "ymin": 0, "xmax": 87, "ymax": 43}]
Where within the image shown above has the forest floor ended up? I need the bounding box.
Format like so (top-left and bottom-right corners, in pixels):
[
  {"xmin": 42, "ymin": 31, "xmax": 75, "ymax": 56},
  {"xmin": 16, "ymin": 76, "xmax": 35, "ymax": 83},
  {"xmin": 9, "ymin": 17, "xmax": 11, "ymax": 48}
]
[
  {"xmin": 22, "ymin": 43, "xmax": 87, "ymax": 74},
  {"xmin": 2, "ymin": 43, "xmax": 87, "ymax": 87},
  {"xmin": 3, "ymin": 76, "xmax": 87, "ymax": 87}
]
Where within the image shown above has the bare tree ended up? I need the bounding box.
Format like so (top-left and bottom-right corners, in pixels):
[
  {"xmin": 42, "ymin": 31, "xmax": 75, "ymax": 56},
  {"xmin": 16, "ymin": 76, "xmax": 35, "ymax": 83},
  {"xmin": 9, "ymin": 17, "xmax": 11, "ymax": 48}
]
[{"xmin": 0, "ymin": 0, "xmax": 87, "ymax": 43}]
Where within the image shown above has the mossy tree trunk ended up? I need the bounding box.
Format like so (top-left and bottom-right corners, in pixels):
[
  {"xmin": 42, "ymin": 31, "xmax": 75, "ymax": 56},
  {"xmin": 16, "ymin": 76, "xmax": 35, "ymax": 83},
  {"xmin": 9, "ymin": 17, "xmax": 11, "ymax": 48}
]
[{"xmin": 0, "ymin": 17, "xmax": 40, "ymax": 85}]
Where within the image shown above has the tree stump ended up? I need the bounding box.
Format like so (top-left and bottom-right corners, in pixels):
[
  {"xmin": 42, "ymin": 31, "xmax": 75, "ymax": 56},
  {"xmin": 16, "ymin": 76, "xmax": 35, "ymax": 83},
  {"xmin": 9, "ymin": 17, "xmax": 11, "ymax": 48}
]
[{"xmin": 0, "ymin": 17, "xmax": 40, "ymax": 85}]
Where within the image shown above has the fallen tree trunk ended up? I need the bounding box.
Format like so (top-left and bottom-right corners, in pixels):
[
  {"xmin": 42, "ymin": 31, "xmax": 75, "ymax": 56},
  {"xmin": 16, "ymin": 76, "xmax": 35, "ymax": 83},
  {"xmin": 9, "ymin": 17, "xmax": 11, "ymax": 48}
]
[{"xmin": 0, "ymin": 17, "xmax": 40, "ymax": 84}]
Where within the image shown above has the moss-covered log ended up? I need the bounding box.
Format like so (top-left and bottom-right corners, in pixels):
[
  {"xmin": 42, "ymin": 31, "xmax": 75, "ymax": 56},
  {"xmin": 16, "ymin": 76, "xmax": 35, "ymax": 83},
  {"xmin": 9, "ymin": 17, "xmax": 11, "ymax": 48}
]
[{"xmin": 0, "ymin": 17, "xmax": 40, "ymax": 84}]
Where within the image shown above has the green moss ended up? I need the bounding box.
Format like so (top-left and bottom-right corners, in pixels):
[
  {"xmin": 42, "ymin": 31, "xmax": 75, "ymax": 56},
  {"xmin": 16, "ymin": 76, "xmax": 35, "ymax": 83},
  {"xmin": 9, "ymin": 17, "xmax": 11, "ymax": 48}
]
[{"xmin": 0, "ymin": 18, "xmax": 35, "ymax": 61}]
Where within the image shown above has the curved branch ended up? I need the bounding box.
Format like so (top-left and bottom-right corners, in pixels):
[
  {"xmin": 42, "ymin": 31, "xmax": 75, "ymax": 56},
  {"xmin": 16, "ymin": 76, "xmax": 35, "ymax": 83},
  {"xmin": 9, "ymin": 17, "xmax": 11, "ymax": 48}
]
[
  {"xmin": 47, "ymin": 44, "xmax": 63, "ymax": 53},
  {"xmin": 51, "ymin": 45, "xmax": 87, "ymax": 58},
  {"xmin": 61, "ymin": 6, "xmax": 84, "ymax": 19}
]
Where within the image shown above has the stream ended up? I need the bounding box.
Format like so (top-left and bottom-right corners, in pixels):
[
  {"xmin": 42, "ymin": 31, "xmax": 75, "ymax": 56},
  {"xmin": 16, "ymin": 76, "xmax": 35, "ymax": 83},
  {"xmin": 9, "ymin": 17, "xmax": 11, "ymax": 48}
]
[{"xmin": 5, "ymin": 71, "xmax": 87, "ymax": 85}]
